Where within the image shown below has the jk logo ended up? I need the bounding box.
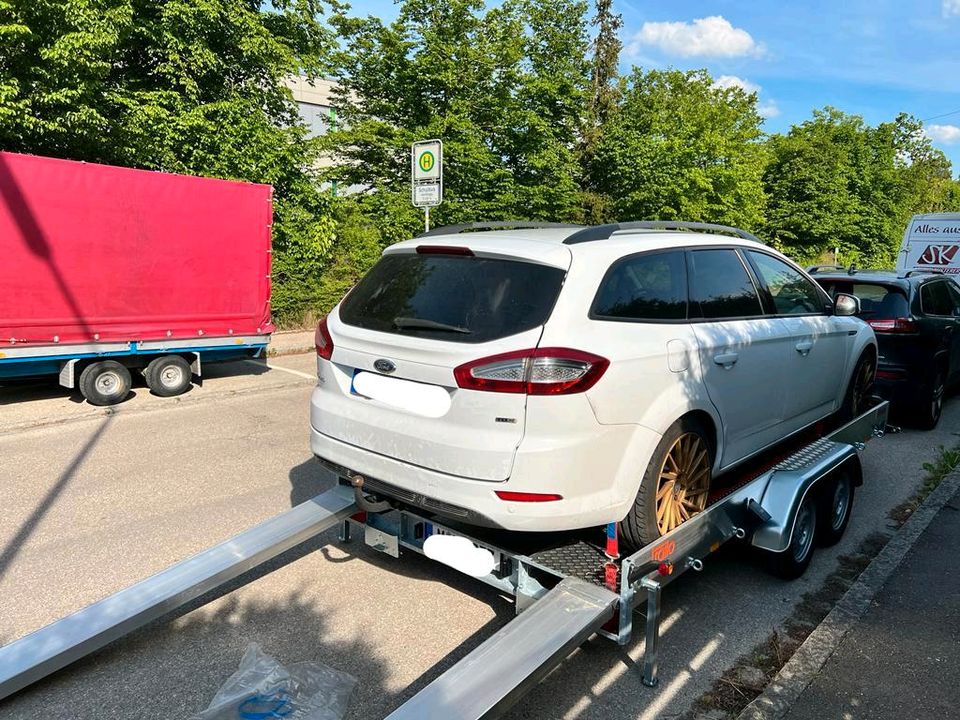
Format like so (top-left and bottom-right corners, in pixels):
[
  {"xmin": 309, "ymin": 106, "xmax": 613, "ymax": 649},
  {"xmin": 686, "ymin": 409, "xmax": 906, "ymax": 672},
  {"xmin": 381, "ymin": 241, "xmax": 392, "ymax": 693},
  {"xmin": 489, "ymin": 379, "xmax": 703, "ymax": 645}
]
[{"xmin": 917, "ymin": 244, "xmax": 960, "ymax": 266}]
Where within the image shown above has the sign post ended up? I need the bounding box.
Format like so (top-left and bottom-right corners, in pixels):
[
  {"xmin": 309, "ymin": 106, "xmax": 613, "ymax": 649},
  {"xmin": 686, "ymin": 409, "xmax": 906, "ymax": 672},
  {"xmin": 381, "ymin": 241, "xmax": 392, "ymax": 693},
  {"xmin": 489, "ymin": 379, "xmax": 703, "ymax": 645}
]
[{"xmin": 412, "ymin": 140, "xmax": 442, "ymax": 232}]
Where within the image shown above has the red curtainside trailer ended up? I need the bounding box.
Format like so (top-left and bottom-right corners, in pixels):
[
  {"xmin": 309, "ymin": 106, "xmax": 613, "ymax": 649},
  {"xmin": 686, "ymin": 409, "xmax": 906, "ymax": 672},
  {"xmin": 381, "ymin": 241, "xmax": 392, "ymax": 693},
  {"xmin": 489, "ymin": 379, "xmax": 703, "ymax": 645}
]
[{"xmin": 0, "ymin": 151, "xmax": 275, "ymax": 405}]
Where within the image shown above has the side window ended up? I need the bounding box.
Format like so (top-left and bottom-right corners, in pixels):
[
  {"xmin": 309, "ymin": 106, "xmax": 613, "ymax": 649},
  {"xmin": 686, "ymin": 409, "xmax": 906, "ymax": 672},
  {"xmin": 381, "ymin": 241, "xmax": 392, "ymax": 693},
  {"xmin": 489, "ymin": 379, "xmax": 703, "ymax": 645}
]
[
  {"xmin": 921, "ymin": 281, "xmax": 954, "ymax": 316},
  {"xmin": 688, "ymin": 249, "xmax": 764, "ymax": 320},
  {"xmin": 592, "ymin": 251, "xmax": 687, "ymax": 321},
  {"xmin": 746, "ymin": 251, "xmax": 825, "ymax": 315}
]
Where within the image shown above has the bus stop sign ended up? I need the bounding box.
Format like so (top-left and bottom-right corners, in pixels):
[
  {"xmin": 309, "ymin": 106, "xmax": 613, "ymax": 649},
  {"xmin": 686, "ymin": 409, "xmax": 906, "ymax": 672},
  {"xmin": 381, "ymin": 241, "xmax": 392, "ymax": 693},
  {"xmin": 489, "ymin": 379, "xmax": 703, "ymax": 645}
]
[{"xmin": 412, "ymin": 140, "xmax": 442, "ymax": 208}]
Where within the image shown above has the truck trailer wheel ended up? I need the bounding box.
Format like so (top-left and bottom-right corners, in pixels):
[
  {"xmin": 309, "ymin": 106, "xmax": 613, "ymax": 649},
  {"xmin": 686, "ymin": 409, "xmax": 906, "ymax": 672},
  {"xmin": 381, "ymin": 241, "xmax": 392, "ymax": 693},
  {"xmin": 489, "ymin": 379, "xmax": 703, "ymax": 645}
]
[
  {"xmin": 816, "ymin": 467, "xmax": 855, "ymax": 547},
  {"xmin": 79, "ymin": 361, "xmax": 132, "ymax": 406},
  {"xmin": 621, "ymin": 417, "xmax": 713, "ymax": 553},
  {"xmin": 768, "ymin": 494, "xmax": 818, "ymax": 580},
  {"xmin": 144, "ymin": 355, "xmax": 192, "ymax": 397}
]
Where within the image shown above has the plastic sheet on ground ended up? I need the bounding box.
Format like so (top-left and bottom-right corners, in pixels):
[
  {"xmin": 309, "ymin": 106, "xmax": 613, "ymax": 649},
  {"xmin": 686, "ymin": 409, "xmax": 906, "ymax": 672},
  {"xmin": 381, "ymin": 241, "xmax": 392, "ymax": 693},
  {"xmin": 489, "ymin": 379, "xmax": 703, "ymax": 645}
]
[{"xmin": 192, "ymin": 643, "xmax": 357, "ymax": 720}]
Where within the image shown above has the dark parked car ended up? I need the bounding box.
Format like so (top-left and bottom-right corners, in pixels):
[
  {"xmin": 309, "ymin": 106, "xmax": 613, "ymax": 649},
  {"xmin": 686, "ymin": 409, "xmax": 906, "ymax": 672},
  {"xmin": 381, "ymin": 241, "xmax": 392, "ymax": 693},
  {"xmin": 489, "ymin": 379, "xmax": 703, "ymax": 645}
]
[{"xmin": 810, "ymin": 267, "xmax": 960, "ymax": 429}]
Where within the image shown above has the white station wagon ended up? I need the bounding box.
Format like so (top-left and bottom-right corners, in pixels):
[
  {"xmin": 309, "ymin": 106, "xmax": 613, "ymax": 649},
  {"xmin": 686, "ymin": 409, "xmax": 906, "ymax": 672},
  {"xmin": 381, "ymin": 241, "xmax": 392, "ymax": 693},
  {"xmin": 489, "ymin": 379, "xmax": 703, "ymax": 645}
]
[{"xmin": 310, "ymin": 221, "xmax": 877, "ymax": 551}]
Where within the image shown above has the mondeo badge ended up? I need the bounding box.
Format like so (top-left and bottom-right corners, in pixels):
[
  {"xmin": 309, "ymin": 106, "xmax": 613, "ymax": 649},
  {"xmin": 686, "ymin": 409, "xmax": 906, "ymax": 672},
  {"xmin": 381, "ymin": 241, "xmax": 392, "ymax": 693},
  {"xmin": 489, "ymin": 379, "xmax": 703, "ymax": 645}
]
[{"xmin": 374, "ymin": 359, "xmax": 396, "ymax": 374}]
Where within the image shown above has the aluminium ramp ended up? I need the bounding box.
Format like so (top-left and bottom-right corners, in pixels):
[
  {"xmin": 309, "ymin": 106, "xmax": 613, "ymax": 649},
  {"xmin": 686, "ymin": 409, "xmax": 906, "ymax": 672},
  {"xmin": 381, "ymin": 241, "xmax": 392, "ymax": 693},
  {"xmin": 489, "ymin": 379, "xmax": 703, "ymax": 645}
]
[
  {"xmin": 0, "ymin": 485, "xmax": 358, "ymax": 701},
  {"xmin": 386, "ymin": 577, "xmax": 619, "ymax": 720}
]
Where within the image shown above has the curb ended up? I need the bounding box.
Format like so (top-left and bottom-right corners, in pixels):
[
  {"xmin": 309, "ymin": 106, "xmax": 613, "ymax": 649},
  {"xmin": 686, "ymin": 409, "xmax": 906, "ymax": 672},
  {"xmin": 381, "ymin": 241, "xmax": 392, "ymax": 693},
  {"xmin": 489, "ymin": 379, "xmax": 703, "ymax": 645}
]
[{"xmin": 737, "ymin": 469, "xmax": 960, "ymax": 720}]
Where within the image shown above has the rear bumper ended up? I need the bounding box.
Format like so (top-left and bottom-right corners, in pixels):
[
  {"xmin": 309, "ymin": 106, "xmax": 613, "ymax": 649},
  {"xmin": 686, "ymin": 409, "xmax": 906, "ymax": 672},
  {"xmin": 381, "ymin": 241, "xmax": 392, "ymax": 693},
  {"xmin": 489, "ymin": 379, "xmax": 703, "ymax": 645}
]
[{"xmin": 309, "ymin": 421, "xmax": 662, "ymax": 533}]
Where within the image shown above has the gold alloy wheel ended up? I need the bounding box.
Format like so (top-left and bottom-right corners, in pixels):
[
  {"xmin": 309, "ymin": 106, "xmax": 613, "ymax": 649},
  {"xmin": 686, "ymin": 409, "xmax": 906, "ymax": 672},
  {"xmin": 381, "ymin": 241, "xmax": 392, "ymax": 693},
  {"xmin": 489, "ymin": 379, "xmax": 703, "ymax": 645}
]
[{"xmin": 655, "ymin": 432, "xmax": 711, "ymax": 535}]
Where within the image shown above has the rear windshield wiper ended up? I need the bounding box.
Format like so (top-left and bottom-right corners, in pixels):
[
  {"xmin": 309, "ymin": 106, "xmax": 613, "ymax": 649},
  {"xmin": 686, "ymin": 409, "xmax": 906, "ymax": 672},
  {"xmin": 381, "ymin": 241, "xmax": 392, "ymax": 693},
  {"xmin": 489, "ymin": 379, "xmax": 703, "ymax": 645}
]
[{"xmin": 393, "ymin": 317, "xmax": 471, "ymax": 334}]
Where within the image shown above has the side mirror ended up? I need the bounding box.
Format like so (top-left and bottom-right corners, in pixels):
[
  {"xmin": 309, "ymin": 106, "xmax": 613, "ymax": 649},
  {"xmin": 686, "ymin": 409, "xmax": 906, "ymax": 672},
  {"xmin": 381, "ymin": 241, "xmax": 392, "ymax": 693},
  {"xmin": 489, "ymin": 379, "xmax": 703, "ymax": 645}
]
[{"xmin": 834, "ymin": 293, "xmax": 860, "ymax": 317}]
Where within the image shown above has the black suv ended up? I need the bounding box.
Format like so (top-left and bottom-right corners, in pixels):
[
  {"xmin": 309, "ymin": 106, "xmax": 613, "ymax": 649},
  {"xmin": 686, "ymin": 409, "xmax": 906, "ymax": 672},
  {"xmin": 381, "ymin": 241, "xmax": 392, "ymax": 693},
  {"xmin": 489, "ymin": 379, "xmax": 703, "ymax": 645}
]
[{"xmin": 810, "ymin": 267, "xmax": 960, "ymax": 429}]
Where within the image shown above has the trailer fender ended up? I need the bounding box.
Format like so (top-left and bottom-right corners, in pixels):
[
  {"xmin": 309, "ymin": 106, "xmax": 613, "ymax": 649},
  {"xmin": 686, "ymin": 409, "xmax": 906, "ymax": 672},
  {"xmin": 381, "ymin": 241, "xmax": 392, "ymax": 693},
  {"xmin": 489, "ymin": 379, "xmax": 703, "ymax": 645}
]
[{"xmin": 751, "ymin": 443, "xmax": 859, "ymax": 554}]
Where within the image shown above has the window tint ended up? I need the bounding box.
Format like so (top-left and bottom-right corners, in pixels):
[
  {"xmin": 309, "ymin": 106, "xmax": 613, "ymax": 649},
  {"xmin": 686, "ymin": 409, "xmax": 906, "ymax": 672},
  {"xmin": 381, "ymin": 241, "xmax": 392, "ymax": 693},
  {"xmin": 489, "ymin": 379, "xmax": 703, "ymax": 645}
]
[
  {"xmin": 817, "ymin": 281, "xmax": 909, "ymax": 320},
  {"xmin": 921, "ymin": 281, "xmax": 954, "ymax": 316},
  {"xmin": 593, "ymin": 251, "xmax": 687, "ymax": 321},
  {"xmin": 746, "ymin": 251, "xmax": 825, "ymax": 315},
  {"xmin": 339, "ymin": 253, "xmax": 566, "ymax": 343},
  {"xmin": 688, "ymin": 249, "xmax": 764, "ymax": 319}
]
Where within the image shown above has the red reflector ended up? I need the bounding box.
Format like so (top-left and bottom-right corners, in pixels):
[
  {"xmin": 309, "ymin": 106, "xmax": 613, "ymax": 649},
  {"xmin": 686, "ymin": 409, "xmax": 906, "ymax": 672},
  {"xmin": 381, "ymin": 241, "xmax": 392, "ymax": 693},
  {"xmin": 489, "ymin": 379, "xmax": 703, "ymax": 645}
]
[
  {"xmin": 657, "ymin": 562, "xmax": 674, "ymax": 576},
  {"xmin": 495, "ymin": 491, "xmax": 563, "ymax": 502},
  {"xmin": 315, "ymin": 315, "xmax": 334, "ymax": 360},
  {"xmin": 416, "ymin": 245, "xmax": 474, "ymax": 256},
  {"xmin": 868, "ymin": 318, "xmax": 917, "ymax": 333},
  {"xmin": 876, "ymin": 369, "xmax": 906, "ymax": 380}
]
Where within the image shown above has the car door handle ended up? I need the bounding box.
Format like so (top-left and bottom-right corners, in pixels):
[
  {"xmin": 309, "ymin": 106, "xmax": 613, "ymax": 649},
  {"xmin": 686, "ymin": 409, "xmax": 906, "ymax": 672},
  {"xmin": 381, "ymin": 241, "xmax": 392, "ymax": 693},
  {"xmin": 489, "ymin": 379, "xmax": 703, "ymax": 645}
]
[
  {"xmin": 795, "ymin": 340, "xmax": 813, "ymax": 356},
  {"xmin": 713, "ymin": 352, "xmax": 739, "ymax": 368}
]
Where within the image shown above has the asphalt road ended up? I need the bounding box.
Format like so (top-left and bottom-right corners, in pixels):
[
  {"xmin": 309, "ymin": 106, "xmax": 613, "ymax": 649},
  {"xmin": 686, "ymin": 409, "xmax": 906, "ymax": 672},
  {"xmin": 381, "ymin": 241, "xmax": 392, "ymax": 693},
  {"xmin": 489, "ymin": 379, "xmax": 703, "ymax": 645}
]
[{"xmin": 0, "ymin": 355, "xmax": 956, "ymax": 719}]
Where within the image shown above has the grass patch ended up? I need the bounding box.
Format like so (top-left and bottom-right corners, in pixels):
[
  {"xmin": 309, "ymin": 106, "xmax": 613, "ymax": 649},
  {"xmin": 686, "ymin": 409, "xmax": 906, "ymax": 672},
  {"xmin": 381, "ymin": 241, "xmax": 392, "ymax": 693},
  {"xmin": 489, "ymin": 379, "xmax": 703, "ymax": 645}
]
[{"xmin": 889, "ymin": 442, "xmax": 960, "ymax": 525}]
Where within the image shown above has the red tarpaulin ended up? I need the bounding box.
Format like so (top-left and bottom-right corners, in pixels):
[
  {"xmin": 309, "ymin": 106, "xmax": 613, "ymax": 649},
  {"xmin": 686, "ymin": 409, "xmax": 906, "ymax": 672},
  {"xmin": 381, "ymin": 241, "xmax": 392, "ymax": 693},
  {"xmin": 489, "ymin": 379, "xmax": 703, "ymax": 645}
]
[{"xmin": 0, "ymin": 151, "xmax": 274, "ymax": 346}]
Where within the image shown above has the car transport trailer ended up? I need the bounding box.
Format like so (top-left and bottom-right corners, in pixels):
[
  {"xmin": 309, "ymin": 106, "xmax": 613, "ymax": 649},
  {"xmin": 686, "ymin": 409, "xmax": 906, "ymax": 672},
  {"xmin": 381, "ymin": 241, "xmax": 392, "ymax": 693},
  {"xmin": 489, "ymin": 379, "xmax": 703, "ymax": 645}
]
[{"xmin": 0, "ymin": 401, "xmax": 889, "ymax": 717}]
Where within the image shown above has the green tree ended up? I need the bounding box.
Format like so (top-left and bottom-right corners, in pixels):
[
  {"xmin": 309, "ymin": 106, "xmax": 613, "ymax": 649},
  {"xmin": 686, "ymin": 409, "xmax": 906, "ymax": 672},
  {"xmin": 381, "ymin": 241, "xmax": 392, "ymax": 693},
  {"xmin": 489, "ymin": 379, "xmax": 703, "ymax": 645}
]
[
  {"xmin": 326, "ymin": 0, "xmax": 589, "ymax": 239},
  {"xmin": 0, "ymin": 0, "xmax": 336, "ymax": 323},
  {"xmin": 580, "ymin": 0, "xmax": 621, "ymax": 222},
  {"xmin": 591, "ymin": 68, "xmax": 767, "ymax": 229},
  {"xmin": 762, "ymin": 108, "xmax": 954, "ymax": 266}
]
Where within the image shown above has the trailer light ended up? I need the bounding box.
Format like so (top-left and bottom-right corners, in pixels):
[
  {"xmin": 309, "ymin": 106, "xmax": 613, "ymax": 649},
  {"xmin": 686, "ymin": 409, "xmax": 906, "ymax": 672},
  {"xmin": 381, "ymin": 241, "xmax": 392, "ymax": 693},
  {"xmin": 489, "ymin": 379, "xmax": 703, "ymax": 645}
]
[
  {"xmin": 494, "ymin": 491, "xmax": 563, "ymax": 502},
  {"xmin": 657, "ymin": 562, "xmax": 674, "ymax": 576},
  {"xmin": 315, "ymin": 315, "xmax": 334, "ymax": 360}
]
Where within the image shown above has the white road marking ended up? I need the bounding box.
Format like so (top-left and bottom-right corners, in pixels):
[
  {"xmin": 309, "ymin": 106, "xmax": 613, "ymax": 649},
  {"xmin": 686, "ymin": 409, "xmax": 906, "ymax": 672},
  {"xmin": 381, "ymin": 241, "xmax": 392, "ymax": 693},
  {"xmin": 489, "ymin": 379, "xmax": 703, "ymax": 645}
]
[{"xmin": 244, "ymin": 360, "xmax": 316, "ymax": 381}]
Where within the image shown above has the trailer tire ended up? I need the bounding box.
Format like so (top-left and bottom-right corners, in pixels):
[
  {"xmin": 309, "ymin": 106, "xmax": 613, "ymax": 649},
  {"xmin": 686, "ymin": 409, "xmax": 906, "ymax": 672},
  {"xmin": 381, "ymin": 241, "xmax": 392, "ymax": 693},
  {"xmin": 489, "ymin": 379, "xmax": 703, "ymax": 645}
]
[
  {"xmin": 621, "ymin": 416, "xmax": 713, "ymax": 553},
  {"xmin": 144, "ymin": 355, "xmax": 192, "ymax": 397},
  {"xmin": 816, "ymin": 467, "xmax": 855, "ymax": 547},
  {"xmin": 768, "ymin": 494, "xmax": 818, "ymax": 580},
  {"xmin": 79, "ymin": 361, "xmax": 132, "ymax": 406}
]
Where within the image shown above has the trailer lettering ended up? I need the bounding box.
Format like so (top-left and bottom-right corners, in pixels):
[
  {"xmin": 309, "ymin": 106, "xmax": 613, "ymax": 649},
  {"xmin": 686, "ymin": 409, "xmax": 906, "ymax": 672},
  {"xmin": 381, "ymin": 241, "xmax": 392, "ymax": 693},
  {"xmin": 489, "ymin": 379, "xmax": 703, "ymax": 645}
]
[
  {"xmin": 917, "ymin": 244, "xmax": 960, "ymax": 266},
  {"xmin": 650, "ymin": 539, "xmax": 676, "ymax": 562}
]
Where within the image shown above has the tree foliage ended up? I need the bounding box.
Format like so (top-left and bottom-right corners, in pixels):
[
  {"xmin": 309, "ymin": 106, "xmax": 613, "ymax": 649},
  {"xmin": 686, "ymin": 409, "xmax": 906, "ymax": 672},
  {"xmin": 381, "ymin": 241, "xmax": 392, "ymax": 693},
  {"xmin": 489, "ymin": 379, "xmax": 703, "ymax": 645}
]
[
  {"xmin": 0, "ymin": 0, "xmax": 336, "ymax": 322},
  {"xmin": 591, "ymin": 68, "xmax": 767, "ymax": 228},
  {"xmin": 326, "ymin": 0, "xmax": 588, "ymax": 241},
  {"xmin": 763, "ymin": 109, "xmax": 957, "ymax": 266}
]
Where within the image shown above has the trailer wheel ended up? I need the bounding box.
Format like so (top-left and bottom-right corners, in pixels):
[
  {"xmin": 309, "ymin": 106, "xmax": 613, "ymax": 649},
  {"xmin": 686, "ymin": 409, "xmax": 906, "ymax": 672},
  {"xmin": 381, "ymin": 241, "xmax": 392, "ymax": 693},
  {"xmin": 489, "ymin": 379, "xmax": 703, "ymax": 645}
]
[
  {"xmin": 144, "ymin": 355, "xmax": 192, "ymax": 397},
  {"xmin": 79, "ymin": 361, "xmax": 132, "ymax": 406},
  {"xmin": 768, "ymin": 494, "xmax": 818, "ymax": 580},
  {"xmin": 621, "ymin": 417, "xmax": 712, "ymax": 553},
  {"xmin": 817, "ymin": 467, "xmax": 855, "ymax": 547}
]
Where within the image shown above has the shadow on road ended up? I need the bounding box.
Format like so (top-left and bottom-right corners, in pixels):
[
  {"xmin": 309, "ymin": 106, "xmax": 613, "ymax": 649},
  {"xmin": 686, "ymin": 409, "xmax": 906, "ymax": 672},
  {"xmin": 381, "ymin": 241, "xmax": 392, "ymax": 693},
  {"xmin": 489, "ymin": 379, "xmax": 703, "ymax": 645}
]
[{"xmin": 0, "ymin": 415, "xmax": 113, "ymax": 582}]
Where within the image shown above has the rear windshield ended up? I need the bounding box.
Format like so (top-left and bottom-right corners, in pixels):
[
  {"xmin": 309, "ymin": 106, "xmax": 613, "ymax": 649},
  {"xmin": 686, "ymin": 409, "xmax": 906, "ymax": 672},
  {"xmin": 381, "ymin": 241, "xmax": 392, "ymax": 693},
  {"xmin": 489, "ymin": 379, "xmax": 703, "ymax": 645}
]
[
  {"xmin": 817, "ymin": 281, "xmax": 909, "ymax": 319},
  {"xmin": 338, "ymin": 252, "xmax": 566, "ymax": 343}
]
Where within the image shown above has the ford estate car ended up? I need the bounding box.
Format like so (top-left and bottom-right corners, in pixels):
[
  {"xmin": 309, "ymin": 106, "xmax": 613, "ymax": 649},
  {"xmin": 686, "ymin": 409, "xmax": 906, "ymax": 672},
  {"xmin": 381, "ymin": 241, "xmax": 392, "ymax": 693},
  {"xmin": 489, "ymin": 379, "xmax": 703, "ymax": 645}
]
[{"xmin": 310, "ymin": 221, "xmax": 877, "ymax": 551}]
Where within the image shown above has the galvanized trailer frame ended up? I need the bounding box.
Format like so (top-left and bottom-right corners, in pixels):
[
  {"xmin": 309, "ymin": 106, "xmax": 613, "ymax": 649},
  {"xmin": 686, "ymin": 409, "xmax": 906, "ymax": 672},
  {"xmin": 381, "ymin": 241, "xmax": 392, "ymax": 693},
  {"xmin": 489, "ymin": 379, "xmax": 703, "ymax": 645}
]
[{"xmin": 0, "ymin": 402, "xmax": 888, "ymax": 718}]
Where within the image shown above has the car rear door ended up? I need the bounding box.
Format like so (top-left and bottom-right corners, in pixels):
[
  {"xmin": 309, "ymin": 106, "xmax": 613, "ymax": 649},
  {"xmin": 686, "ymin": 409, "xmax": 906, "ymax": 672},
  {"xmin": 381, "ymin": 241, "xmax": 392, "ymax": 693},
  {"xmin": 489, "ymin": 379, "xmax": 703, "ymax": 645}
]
[
  {"xmin": 687, "ymin": 248, "xmax": 789, "ymax": 467},
  {"xmin": 921, "ymin": 279, "xmax": 960, "ymax": 380},
  {"xmin": 314, "ymin": 246, "xmax": 569, "ymax": 482},
  {"xmin": 744, "ymin": 250, "xmax": 848, "ymax": 425}
]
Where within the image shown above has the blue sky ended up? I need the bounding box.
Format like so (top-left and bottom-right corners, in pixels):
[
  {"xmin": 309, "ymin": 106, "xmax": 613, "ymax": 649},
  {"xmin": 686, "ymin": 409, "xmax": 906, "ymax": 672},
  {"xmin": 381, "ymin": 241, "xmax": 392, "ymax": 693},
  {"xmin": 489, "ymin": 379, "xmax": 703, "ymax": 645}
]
[{"xmin": 341, "ymin": 0, "xmax": 960, "ymax": 172}]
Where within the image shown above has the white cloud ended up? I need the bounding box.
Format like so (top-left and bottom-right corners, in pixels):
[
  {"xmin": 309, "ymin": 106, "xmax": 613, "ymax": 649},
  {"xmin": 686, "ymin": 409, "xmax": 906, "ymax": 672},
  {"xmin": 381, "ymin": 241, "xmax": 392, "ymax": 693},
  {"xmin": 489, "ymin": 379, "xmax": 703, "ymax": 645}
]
[
  {"xmin": 944, "ymin": 0, "xmax": 960, "ymax": 18},
  {"xmin": 757, "ymin": 100, "xmax": 781, "ymax": 119},
  {"xmin": 926, "ymin": 124, "xmax": 960, "ymax": 144},
  {"xmin": 712, "ymin": 75, "xmax": 760, "ymax": 94},
  {"xmin": 628, "ymin": 16, "xmax": 764, "ymax": 58}
]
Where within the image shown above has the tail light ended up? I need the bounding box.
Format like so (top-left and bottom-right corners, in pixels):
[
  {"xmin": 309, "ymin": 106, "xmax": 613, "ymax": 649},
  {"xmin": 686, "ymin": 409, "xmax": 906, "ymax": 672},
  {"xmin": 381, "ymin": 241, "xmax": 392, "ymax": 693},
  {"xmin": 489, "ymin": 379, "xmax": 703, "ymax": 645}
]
[
  {"xmin": 315, "ymin": 315, "xmax": 334, "ymax": 360},
  {"xmin": 454, "ymin": 348, "xmax": 609, "ymax": 395},
  {"xmin": 868, "ymin": 318, "xmax": 918, "ymax": 333}
]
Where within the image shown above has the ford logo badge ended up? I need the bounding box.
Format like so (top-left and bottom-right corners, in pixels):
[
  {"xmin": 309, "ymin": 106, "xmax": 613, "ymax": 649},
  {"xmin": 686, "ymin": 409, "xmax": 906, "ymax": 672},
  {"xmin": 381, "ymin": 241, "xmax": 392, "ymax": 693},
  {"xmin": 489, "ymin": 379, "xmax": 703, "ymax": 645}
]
[{"xmin": 374, "ymin": 359, "xmax": 396, "ymax": 374}]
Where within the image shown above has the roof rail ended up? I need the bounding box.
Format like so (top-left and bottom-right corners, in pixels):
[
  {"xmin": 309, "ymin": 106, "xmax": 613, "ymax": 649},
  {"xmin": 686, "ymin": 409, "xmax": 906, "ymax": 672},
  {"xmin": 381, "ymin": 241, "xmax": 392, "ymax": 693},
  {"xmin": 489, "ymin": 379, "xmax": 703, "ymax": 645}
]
[
  {"xmin": 417, "ymin": 221, "xmax": 583, "ymax": 238},
  {"xmin": 562, "ymin": 220, "xmax": 763, "ymax": 245},
  {"xmin": 808, "ymin": 264, "xmax": 858, "ymax": 276},
  {"xmin": 902, "ymin": 269, "xmax": 944, "ymax": 278}
]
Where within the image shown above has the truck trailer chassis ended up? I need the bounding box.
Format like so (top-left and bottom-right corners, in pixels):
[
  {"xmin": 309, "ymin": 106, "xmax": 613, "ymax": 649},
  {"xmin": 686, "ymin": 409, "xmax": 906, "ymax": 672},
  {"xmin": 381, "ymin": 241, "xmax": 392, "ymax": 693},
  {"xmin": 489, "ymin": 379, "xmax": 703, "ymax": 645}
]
[{"xmin": 0, "ymin": 401, "xmax": 889, "ymax": 717}]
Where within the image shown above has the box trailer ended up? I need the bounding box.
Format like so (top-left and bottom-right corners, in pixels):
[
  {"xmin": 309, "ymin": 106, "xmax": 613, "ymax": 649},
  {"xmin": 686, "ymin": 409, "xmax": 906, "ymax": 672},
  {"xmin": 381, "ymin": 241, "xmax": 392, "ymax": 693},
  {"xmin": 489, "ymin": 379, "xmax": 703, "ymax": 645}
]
[
  {"xmin": 0, "ymin": 152, "xmax": 274, "ymax": 405},
  {"xmin": 896, "ymin": 212, "xmax": 960, "ymax": 276}
]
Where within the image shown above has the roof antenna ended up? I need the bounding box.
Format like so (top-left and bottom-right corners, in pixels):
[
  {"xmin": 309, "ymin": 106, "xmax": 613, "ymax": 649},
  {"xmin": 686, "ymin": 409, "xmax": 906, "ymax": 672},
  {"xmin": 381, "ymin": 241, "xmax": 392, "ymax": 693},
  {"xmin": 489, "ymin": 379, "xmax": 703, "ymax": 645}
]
[{"xmin": 847, "ymin": 263, "xmax": 857, "ymax": 275}]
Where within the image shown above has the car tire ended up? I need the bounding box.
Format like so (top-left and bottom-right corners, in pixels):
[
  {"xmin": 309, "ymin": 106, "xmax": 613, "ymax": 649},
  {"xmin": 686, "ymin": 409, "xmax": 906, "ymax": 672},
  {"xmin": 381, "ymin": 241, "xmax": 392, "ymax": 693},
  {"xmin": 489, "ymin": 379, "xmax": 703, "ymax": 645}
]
[
  {"xmin": 144, "ymin": 355, "xmax": 192, "ymax": 397},
  {"xmin": 768, "ymin": 493, "xmax": 818, "ymax": 579},
  {"xmin": 816, "ymin": 466, "xmax": 855, "ymax": 547},
  {"xmin": 838, "ymin": 351, "xmax": 875, "ymax": 423},
  {"xmin": 78, "ymin": 360, "xmax": 132, "ymax": 406},
  {"xmin": 621, "ymin": 417, "xmax": 713, "ymax": 553},
  {"xmin": 914, "ymin": 367, "xmax": 945, "ymax": 431}
]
